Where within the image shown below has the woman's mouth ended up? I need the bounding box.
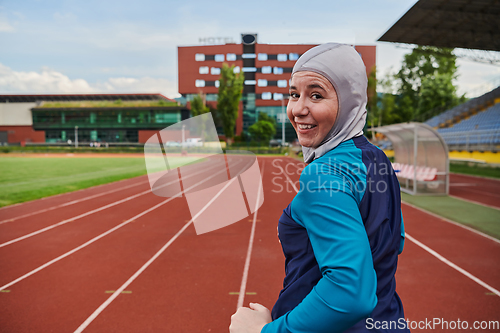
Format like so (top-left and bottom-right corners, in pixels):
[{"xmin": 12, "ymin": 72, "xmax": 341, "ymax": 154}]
[{"xmin": 297, "ymin": 124, "xmax": 317, "ymax": 131}]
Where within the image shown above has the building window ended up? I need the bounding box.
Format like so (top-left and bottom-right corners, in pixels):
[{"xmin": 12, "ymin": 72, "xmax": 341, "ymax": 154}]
[
  {"xmin": 277, "ymin": 54, "xmax": 287, "ymax": 61},
  {"xmin": 277, "ymin": 80, "xmax": 287, "ymax": 88},
  {"xmin": 242, "ymin": 67, "xmax": 257, "ymax": 72},
  {"xmin": 233, "ymin": 66, "xmax": 241, "ymax": 73},
  {"xmin": 261, "ymin": 66, "xmax": 272, "ymax": 74},
  {"xmin": 273, "ymin": 67, "xmax": 283, "ymax": 75},
  {"xmin": 199, "ymin": 66, "xmax": 209, "ymax": 74},
  {"xmin": 195, "ymin": 53, "xmax": 205, "ymax": 61},
  {"xmin": 289, "ymin": 53, "xmax": 299, "ymax": 61},
  {"xmin": 273, "ymin": 93, "xmax": 284, "ymax": 100},
  {"xmin": 262, "ymin": 92, "xmax": 272, "ymax": 100},
  {"xmin": 227, "ymin": 53, "xmax": 237, "ymax": 61},
  {"xmin": 211, "ymin": 67, "xmax": 221, "ymax": 75},
  {"xmin": 258, "ymin": 53, "xmax": 268, "ymax": 61},
  {"xmin": 215, "ymin": 54, "xmax": 224, "ymax": 62},
  {"xmin": 215, "ymin": 80, "xmax": 220, "ymax": 88},
  {"xmin": 258, "ymin": 79, "xmax": 268, "ymax": 87},
  {"xmin": 242, "ymin": 53, "xmax": 256, "ymax": 59},
  {"xmin": 195, "ymin": 79, "xmax": 205, "ymax": 87},
  {"xmin": 244, "ymin": 80, "xmax": 257, "ymax": 85}
]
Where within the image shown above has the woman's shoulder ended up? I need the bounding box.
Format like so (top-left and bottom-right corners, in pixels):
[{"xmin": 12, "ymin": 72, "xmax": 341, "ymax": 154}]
[{"xmin": 303, "ymin": 139, "xmax": 367, "ymax": 179}]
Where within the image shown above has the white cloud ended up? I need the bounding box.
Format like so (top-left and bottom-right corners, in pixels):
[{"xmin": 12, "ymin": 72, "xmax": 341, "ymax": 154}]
[
  {"xmin": 455, "ymin": 59, "xmax": 500, "ymax": 98},
  {"xmin": 0, "ymin": 63, "xmax": 180, "ymax": 98},
  {"xmin": 0, "ymin": 64, "xmax": 95, "ymax": 93},
  {"xmin": 0, "ymin": 17, "xmax": 14, "ymax": 32},
  {"xmin": 96, "ymin": 77, "xmax": 180, "ymax": 98}
]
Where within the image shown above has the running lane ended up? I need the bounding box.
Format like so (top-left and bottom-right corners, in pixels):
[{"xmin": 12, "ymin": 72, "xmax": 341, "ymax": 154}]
[
  {"xmin": 0, "ymin": 155, "xmax": 260, "ymax": 332},
  {"xmin": 398, "ymin": 203, "xmax": 500, "ymax": 330},
  {"xmin": 449, "ymin": 173, "xmax": 500, "ymax": 209},
  {"xmin": 262, "ymin": 159, "xmax": 500, "ymax": 331},
  {"xmin": 71, "ymin": 157, "xmax": 282, "ymax": 333}
]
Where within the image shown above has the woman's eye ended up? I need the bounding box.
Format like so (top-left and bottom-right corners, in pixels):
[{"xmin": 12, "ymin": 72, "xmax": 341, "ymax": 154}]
[
  {"xmin": 290, "ymin": 92, "xmax": 299, "ymax": 99},
  {"xmin": 311, "ymin": 93, "xmax": 323, "ymax": 100}
]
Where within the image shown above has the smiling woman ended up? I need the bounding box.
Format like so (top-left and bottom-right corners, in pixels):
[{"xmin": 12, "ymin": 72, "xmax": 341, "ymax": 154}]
[
  {"xmin": 230, "ymin": 43, "xmax": 409, "ymax": 333},
  {"xmin": 287, "ymin": 71, "xmax": 339, "ymax": 148}
]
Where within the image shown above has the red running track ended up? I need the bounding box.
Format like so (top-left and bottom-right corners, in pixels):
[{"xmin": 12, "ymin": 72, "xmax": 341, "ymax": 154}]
[
  {"xmin": 0, "ymin": 157, "xmax": 498, "ymax": 332},
  {"xmin": 449, "ymin": 173, "xmax": 500, "ymax": 209}
]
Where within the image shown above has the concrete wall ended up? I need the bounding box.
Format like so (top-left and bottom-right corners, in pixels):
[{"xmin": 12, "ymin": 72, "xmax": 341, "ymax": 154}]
[{"xmin": 0, "ymin": 103, "xmax": 36, "ymax": 126}]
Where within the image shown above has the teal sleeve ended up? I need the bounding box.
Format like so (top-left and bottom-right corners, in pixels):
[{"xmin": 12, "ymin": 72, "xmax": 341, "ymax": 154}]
[
  {"xmin": 399, "ymin": 212, "xmax": 405, "ymax": 254},
  {"xmin": 262, "ymin": 174, "xmax": 377, "ymax": 333}
]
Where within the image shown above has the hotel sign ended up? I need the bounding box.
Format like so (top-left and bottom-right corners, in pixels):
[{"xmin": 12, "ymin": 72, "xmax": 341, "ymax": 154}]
[{"xmin": 199, "ymin": 37, "xmax": 235, "ymax": 45}]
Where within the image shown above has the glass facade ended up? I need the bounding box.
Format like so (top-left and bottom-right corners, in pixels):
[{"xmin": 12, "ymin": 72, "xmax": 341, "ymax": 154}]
[
  {"xmin": 45, "ymin": 129, "xmax": 139, "ymax": 143},
  {"xmin": 242, "ymin": 93, "xmax": 257, "ymax": 132},
  {"xmin": 33, "ymin": 107, "xmax": 183, "ymax": 143}
]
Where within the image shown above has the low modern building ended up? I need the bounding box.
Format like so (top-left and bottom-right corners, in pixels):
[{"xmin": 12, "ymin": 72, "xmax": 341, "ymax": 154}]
[
  {"xmin": 0, "ymin": 35, "xmax": 376, "ymax": 145},
  {"xmin": 178, "ymin": 33, "xmax": 376, "ymax": 141},
  {"xmin": 0, "ymin": 94, "xmax": 189, "ymax": 145}
]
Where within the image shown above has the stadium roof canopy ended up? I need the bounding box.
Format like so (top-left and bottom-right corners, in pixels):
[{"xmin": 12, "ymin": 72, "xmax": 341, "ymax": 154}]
[
  {"xmin": 378, "ymin": 0, "xmax": 500, "ymax": 51},
  {"xmin": 0, "ymin": 93, "xmax": 175, "ymax": 103}
]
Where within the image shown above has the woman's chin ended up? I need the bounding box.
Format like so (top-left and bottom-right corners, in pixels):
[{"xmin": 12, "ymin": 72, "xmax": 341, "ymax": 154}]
[{"xmin": 298, "ymin": 138, "xmax": 314, "ymax": 148}]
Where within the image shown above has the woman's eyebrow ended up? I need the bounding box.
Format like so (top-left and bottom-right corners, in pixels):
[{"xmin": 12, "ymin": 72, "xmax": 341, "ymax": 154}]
[
  {"xmin": 289, "ymin": 84, "xmax": 326, "ymax": 91},
  {"xmin": 307, "ymin": 83, "xmax": 326, "ymax": 91}
]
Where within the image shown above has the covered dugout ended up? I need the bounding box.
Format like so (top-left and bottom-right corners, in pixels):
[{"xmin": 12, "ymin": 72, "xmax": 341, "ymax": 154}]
[{"xmin": 375, "ymin": 123, "xmax": 449, "ymax": 195}]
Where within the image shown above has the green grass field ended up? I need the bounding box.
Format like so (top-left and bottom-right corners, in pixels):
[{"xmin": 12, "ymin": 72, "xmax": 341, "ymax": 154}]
[
  {"xmin": 401, "ymin": 193, "xmax": 500, "ymax": 240},
  {"xmin": 450, "ymin": 162, "xmax": 500, "ymax": 179},
  {"xmin": 0, "ymin": 156, "xmax": 198, "ymax": 207}
]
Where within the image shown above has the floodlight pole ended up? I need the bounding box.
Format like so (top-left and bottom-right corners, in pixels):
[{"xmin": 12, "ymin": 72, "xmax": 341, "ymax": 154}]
[
  {"xmin": 75, "ymin": 126, "xmax": 79, "ymax": 148},
  {"xmin": 182, "ymin": 124, "xmax": 185, "ymax": 147},
  {"xmin": 281, "ymin": 97, "xmax": 286, "ymax": 145}
]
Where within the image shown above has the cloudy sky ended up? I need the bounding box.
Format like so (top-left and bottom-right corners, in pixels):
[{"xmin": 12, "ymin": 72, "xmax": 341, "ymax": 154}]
[{"xmin": 0, "ymin": 0, "xmax": 498, "ymax": 98}]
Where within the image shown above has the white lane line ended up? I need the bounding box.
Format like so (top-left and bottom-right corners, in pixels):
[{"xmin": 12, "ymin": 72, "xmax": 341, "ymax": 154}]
[
  {"xmin": 0, "ymin": 198, "xmax": 172, "ymax": 292},
  {"xmin": 0, "ymin": 180, "xmax": 149, "ymax": 225},
  {"xmin": 0, "ymin": 175, "xmax": 147, "ymax": 212},
  {"xmin": 448, "ymin": 194, "xmax": 500, "ymax": 211},
  {"xmin": 282, "ymin": 163, "xmax": 500, "ymax": 297},
  {"xmin": 454, "ymin": 186, "xmax": 500, "ymax": 199},
  {"xmin": 0, "ymin": 160, "xmax": 239, "ymax": 292},
  {"xmin": 0, "ymin": 161, "xmax": 220, "ymax": 248},
  {"xmin": 405, "ymin": 233, "xmax": 500, "ymax": 297},
  {"xmin": 73, "ymin": 172, "xmax": 241, "ymax": 333},
  {"xmin": 402, "ymin": 201, "xmax": 500, "ymax": 244},
  {"xmin": 236, "ymin": 161, "xmax": 265, "ymax": 310},
  {"xmin": 277, "ymin": 163, "xmax": 299, "ymax": 193}
]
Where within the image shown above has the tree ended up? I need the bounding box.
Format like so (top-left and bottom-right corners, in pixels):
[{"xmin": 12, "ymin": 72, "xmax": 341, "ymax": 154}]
[
  {"xmin": 256, "ymin": 112, "xmax": 277, "ymax": 129},
  {"xmin": 217, "ymin": 63, "xmax": 244, "ymax": 143},
  {"xmin": 394, "ymin": 46, "xmax": 464, "ymax": 121},
  {"xmin": 366, "ymin": 66, "xmax": 378, "ymax": 139},
  {"xmin": 189, "ymin": 93, "xmax": 212, "ymax": 140},
  {"xmin": 190, "ymin": 93, "xmax": 210, "ymax": 117},
  {"xmin": 248, "ymin": 117, "xmax": 276, "ymax": 144}
]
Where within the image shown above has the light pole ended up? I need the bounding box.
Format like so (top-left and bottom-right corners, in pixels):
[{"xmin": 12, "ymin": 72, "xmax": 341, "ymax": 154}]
[
  {"xmin": 280, "ymin": 96, "xmax": 288, "ymax": 146},
  {"xmin": 75, "ymin": 126, "xmax": 78, "ymax": 148}
]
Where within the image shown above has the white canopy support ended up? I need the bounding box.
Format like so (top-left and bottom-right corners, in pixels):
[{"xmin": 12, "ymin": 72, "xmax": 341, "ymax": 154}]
[{"xmin": 375, "ymin": 122, "xmax": 449, "ymax": 195}]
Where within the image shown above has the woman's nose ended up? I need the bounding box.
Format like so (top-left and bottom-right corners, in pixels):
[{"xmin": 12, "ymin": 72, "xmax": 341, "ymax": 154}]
[{"xmin": 291, "ymin": 97, "xmax": 309, "ymax": 118}]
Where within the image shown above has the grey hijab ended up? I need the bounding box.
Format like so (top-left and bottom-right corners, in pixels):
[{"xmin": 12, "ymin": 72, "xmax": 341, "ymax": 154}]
[{"xmin": 292, "ymin": 43, "xmax": 367, "ymax": 163}]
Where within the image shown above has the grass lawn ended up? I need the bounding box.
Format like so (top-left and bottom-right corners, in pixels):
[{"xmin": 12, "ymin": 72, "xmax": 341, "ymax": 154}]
[
  {"xmin": 401, "ymin": 193, "xmax": 500, "ymax": 240},
  {"xmin": 450, "ymin": 162, "xmax": 500, "ymax": 179},
  {"xmin": 0, "ymin": 155, "xmax": 198, "ymax": 207}
]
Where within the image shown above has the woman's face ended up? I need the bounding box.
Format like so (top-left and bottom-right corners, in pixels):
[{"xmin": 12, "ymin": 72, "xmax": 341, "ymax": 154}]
[{"xmin": 287, "ymin": 71, "xmax": 339, "ymax": 148}]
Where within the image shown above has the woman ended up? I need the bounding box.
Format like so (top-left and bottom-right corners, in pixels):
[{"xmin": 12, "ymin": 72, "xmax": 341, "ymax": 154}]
[{"xmin": 230, "ymin": 43, "xmax": 409, "ymax": 333}]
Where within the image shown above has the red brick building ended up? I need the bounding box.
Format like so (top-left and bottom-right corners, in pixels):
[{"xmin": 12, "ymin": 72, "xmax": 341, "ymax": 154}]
[{"xmin": 178, "ymin": 33, "xmax": 376, "ymax": 141}]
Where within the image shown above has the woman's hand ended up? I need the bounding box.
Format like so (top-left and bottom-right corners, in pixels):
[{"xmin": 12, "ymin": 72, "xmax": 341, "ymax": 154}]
[{"xmin": 230, "ymin": 303, "xmax": 272, "ymax": 333}]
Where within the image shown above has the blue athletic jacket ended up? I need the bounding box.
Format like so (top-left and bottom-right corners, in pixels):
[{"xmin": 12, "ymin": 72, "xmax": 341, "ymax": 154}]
[{"xmin": 262, "ymin": 136, "xmax": 409, "ymax": 333}]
